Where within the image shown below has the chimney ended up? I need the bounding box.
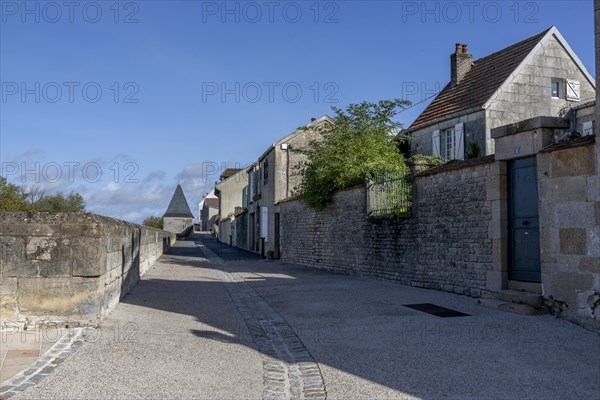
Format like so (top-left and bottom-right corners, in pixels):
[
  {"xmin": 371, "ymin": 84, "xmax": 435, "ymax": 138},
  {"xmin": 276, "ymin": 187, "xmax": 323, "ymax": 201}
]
[{"xmin": 450, "ymin": 43, "xmax": 473, "ymax": 85}]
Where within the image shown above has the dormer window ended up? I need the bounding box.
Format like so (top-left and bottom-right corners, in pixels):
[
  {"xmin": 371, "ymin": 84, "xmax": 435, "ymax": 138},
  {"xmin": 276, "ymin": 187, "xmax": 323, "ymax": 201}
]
[{"xmin": 551, "ymin": 79, "xmax": 562, "ymax": 99}]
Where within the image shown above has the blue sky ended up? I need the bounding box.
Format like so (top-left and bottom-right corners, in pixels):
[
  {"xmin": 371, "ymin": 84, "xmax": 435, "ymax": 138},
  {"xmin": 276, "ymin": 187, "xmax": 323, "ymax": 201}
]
[{"xmin": 0, "ymin": 0, "xmax": 596, "ymax": 222}]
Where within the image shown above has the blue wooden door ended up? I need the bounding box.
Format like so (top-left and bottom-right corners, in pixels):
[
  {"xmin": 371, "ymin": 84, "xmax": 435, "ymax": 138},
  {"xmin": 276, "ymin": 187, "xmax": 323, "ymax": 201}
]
[{"xmin": 508, "ymin": 157, "xmax": 541, "ymax": 282}]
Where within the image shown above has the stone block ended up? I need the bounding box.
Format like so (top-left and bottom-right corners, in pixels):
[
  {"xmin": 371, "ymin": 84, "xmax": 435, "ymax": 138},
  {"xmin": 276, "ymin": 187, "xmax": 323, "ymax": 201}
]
[
  {"xmin": 0, "ymin": 223, "xmax": 61, "ymax": 237},
  {"xmin": 540, "ymin": 227, "xmax": 558, "ymax": 256},
  {"xmin": 486, "ymin": 270, "xmax": 503, "ymax": 292},
  {"xmin": 551, "ymin": 145, "xmax": 596, "ymax": 177},
  {"xmin": 0, "ymin": 237, "xmax": 30, "ymax": 277},
  {"xmin": 539, "ymin": 177, "xmax": 587, "ymax": 202},
  {"xmin": 25, "ymin": 237, "xmax": 71, "ymax": 262},
  {"xmin": 60, "ymin": 223, "xmax": 103, "ymax": 237},
  {"xmin": 492, "ymin": 239, "xmax": 507, "ymax": 271},
  {"xmin": 555, "ymin": 203, "xmax": 595, "ymax": 228},
  {"xmin": 0, "ymin": 294, "xmax": 18, "ymax": 320},
  {"xmin": 559, "ymin": 228, "xmax": 587, "ymax": 255},
  {"xmin": 37, "ymin": 260, "xmax": 72, "ymax": 277},
  {"xmin": 580, "ymin": 257, "xmax": 600, "ymax": 273},
  {"xmin": 486, "ymin": 175, "xmax": 507, "ymax": 201},
  {"xmin": 18, "ymin": 277, "xmax": 100, "ymax": 318},
  {"xmin": 552, "ymin": 272, "xmax": 593, "ymax": 305},
  {"xmin": 71, "ymin": 238, "xmax": 107, "ymax": 277},
  {"xmin": 0, "ymin": 277, "xmax": 17, "ymax": 296},
  {"xmin": 588, "ymin": 227, "xmax": 600, "ymax": 257},
  {"xmin": 488, "ymin": 219, "xmax": 507, "ymax": 240},
  {"xmin": 586, "ymin": 176, "xmax": 600, "ymax": 202}
]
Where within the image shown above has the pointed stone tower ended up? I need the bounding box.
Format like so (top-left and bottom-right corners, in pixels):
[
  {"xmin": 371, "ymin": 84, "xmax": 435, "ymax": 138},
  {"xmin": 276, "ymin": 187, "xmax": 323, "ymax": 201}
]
[{"xmin": 163, "ymin": 184, "xmax": 194, "ymax": 234}]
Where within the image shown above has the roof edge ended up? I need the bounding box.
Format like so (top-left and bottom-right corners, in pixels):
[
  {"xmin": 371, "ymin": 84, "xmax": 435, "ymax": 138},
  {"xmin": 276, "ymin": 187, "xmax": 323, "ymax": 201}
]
[{"xmin": 407, "ymin": 107, "xmax": 484, "ymax": 133}]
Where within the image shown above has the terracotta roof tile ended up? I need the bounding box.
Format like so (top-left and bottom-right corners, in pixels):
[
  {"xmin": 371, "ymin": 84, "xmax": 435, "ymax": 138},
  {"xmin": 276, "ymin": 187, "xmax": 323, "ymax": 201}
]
[{"xmin": 408, "ymin": 28, "xmax": 552, "ymax": 131}]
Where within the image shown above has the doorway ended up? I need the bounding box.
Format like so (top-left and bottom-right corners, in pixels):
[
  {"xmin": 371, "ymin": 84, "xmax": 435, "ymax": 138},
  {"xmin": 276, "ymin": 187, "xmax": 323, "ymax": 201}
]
[{"xmin": 507, "ymin": 156, "xmax": 541, "ymax": 282}]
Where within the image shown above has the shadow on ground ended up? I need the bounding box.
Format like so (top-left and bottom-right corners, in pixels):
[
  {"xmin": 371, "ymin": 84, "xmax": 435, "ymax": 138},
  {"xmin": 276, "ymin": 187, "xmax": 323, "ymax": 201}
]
[{"xmin": 120, "ymin": 233, "xmax": 600, "ymax": 400}]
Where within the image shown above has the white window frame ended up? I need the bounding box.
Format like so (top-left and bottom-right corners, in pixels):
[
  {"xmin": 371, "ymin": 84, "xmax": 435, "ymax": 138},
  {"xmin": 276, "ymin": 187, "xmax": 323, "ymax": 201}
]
[
  {"xmin": 444, "ymin": 127, "xmax": 455, "ymax": 161},
  {"xmin": 551, "ymin": 78, "xmax": 563, "ymax": 99},
  {"xmin": 440, "ymin": 123, "xmax": 464, "ymax": 161}
]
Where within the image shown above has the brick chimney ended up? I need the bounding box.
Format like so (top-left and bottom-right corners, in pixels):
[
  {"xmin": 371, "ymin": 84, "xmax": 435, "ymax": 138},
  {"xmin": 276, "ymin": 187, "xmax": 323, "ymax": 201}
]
[{"xmin": 450, "ymin": 43, "xmax": 473, "ymax": 85}]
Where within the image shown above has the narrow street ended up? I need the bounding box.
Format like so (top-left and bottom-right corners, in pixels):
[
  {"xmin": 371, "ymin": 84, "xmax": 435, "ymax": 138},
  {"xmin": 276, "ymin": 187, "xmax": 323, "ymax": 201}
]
[{"xmin": 10, "ymin": 234, "xmax": 600, "ymax": 400}]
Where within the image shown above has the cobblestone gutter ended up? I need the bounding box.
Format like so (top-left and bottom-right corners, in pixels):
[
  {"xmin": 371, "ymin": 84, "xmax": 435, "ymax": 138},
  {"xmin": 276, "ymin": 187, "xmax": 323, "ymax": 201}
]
[{"xmin": 198, "ymin": 243, "xmax": 327, "ymax": 400}]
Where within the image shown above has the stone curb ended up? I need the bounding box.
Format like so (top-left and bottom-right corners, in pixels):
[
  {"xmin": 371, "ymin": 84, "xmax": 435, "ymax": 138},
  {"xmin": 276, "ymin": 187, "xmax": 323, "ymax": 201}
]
[
  {"xmin": 0, "ymin": 328, "xmax": 87, "ymax": 399},
  {"xmin": 197, "ymin": 241, "xmax": 327, "ymax": 400}
]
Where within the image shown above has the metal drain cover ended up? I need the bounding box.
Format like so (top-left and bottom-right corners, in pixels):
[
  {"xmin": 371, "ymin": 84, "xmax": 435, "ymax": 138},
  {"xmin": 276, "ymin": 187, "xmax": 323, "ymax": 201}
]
[{"xmin": 403, "ymin": 303, "xmax": 470, "ymax": 318}]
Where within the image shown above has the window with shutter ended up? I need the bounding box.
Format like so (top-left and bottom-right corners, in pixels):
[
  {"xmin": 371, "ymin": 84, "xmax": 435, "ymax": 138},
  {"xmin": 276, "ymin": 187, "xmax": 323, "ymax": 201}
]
[
  {"xmin": 242, "ymin": 186, "xmax": 248, "ymax": 208},
  {"xmin": 261, "ymin": 207, "xmax": 268, "ymax": 241},
  {"xmin": 453, "ymin": 123, "xmax": 464, "ymax": 160},
  {"xmin": 432, "ymin": 130, "xmax": 441, "ymax": 157},
  {"xmin": 566, "ymin": 79, "xmax": 580, "ymax": 101},
  {"xmin": 248, "ymin": 172, "xmax": 255, "ymax": 202},
  {"xmin": 263, "ymin": 160, "xmax": 269, "ymax": 185}
]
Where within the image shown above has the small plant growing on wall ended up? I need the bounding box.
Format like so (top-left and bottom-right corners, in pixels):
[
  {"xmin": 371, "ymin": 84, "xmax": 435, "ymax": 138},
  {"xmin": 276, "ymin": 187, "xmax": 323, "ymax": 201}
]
[{"xmin": 465, "ymin": 142, "xmax": 481, "ymax": 159}]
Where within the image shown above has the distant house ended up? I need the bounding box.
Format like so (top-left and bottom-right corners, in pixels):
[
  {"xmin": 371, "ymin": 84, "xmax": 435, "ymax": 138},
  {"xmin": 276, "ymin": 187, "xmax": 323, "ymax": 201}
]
[
  {"xmin": 199, "ymin": 192, "xmax": 219, "ymax": 232},
  {"xmin": 407, "ymin": 26, "xmax": 595, "ymax": 161},
  {"xmin": 246, "ymin": 115, "xmax": 333, "ymax": 257},
  {"xmin": 163, "ymin": 184, "xmax": 194, "ymax": 234},
  {"xmin": 219, "ymin": 168, "xmax": 243, "ymax": 181},
  {"xmin": 215, "ymin": 168, "xmax": 248, "ymax": 245}
]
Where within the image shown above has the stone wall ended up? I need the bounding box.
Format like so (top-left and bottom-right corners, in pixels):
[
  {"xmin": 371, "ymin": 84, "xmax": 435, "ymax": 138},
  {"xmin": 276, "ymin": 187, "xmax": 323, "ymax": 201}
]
[
  {"xmin": 0, "ymin": 213, "xmax": 175, "ymax": 327},
  {"xmin": 164, "ymin": 217, "xmax": 193, "ymax": 235},
  {"xmin": 537, "ymin": 140, "xmax": 600, "ymax": 329},
  {"xmin": 232, "ymin": 212, "xmax": 248, "ymax": 250},
  {"xmin": 280, "ymin": 158, "xmax": 497, "ymax": 298}
]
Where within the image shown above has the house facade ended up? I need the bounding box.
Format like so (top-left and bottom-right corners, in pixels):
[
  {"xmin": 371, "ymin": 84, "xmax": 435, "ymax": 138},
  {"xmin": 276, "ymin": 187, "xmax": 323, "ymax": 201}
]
[
  {"xmin": 215, "ymin": 168, "xmax": 248, "ymax": 245},
  {"xmin": 408, "ymin": 26, "xmax": 596, "ymax": 161},
  {"xmin": 199, "ymin": 194, "xmax": 219, "ymax": 232},
  {"xmin": 239, "ymin": 115, "xmax": 332, "ymax": 257}
]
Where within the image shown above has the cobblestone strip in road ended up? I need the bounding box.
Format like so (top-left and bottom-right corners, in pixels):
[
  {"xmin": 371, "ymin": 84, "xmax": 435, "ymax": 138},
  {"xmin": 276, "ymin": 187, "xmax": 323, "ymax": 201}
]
[
  {"xmin": 198, "ymin": 243, "xmax": 327, "ymax": 400},
  {"xmin": 0, "ymin": 328, "xmax": 87, "ymax": 399}
]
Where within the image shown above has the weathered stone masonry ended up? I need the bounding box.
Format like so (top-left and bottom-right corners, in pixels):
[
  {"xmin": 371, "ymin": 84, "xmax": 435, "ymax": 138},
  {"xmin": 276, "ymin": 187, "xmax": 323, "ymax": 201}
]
[
  {"xmin": 0, "ymin": 213, "xmax": 175, "ymax": 326},
  {"xmin": 280, "ymin": 157, "xmax": 497, "ymax": 299}
]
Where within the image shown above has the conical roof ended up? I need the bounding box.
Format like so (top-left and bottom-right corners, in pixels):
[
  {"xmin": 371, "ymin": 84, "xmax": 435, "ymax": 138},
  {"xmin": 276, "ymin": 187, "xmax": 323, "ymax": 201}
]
[{"xmin": 163, "ymin": 184, "xmax": 194, "ymax": 218}]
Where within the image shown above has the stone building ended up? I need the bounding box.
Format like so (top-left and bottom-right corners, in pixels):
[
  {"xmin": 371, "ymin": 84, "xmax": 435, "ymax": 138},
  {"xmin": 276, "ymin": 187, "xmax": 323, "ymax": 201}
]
[
  {"xmin": 240, "ymin": 115, "xmax": 333, "ymax": 257},
  {"xmin": 199, "ymin": 193, "xmax": 219, "ymax": 232},
  {"xmin": 215, "ymin": 168, "xmax": 248, "ymax": 244},
  {"xmin": 163, "ymin": 184, "xmax": 194, "ymax": 234},
  {"xmin": 408, "ymin": 26, "xmax": 595, "ymax": 160}
]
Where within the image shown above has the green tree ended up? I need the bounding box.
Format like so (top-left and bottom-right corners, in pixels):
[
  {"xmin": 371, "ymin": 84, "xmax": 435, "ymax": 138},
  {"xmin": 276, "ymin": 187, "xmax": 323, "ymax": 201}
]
[
  {"xmin": 143, "ymin": 216, "xmax": 164, "ymax": 229},
  {"xmin": 33, "ymin": 192, "xmax": 86, "ymax": 212},
  {"xmin": 297, "ymin": 99, "xmax": 411, "ymax": 209},
  {"xmin": 0, "ymin": 177, "xmax": 32, "ymax": 211}
]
